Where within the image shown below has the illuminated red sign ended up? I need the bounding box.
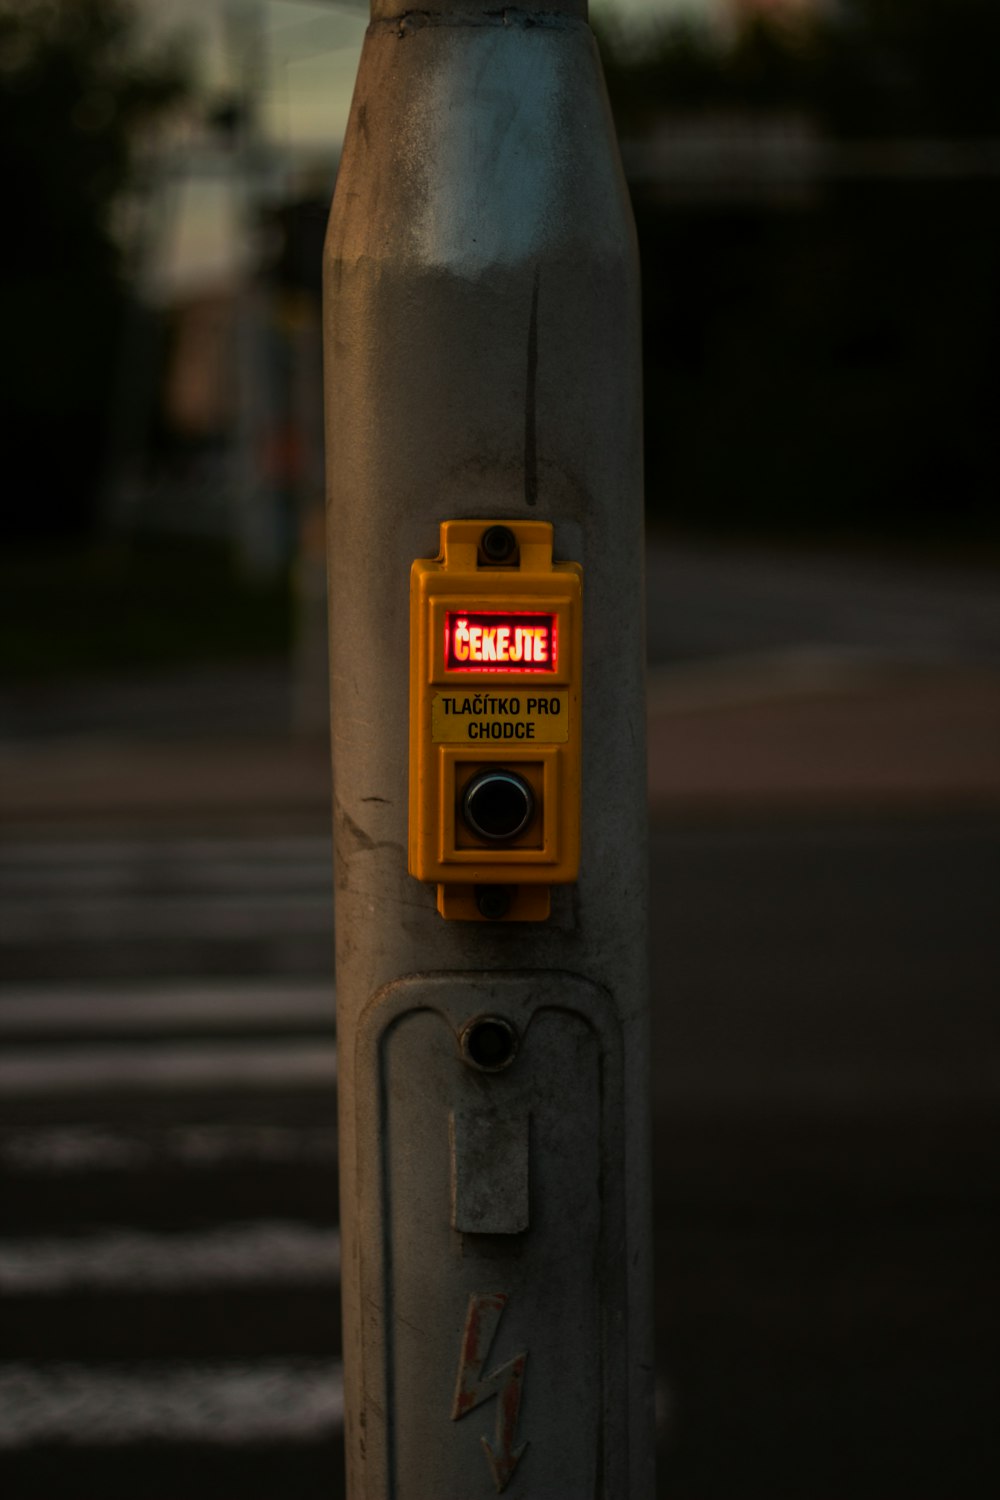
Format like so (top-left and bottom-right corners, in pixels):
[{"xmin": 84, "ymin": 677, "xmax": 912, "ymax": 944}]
[{"xmin": 445, "ymin": 612, "xmax": 557, "ymax": 673}]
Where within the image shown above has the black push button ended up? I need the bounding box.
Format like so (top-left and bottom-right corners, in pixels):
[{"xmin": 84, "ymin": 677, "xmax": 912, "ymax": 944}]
[{"xmin": 462, "ymin": 770, "xmax": 534, "ymax": 841}]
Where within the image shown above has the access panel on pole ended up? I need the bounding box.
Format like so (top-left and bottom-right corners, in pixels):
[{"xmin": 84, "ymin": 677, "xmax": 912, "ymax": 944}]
[{"xmin": 323, "ymin": 1, "xmax": 653, "ymax": 1495}]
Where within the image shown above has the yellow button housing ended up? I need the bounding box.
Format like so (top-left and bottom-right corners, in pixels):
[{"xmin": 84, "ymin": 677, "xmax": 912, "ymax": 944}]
[{"xmin": 409, "ymin": 520, "xmax": 582, "ymax": 921}]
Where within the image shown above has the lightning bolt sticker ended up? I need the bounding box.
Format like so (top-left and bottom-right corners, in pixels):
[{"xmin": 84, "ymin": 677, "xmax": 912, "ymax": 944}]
[{"xmin": 451, "ymin": 1292, "xmax": 528, "ymax": 1493}]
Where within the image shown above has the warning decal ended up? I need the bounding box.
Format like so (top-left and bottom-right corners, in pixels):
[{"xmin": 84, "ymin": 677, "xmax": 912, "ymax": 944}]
[{"xmin": 432, "ymin": 691, "xmax": 569, "ymax": 744}]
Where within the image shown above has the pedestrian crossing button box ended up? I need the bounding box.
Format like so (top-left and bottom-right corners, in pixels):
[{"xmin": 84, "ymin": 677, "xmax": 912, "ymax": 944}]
[{"xmin": 409, "ymin": 520, "xmax": 582, "ymax": 921}]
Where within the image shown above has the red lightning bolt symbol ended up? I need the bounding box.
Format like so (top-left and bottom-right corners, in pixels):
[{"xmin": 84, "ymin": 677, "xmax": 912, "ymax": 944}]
[{"xmin": 451, "ymin": 1292, "xmax": 528, "ymax": 1493}]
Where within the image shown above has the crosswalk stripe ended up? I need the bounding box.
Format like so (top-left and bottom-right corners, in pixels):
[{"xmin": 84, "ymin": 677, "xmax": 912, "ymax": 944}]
[
  {"xmin": 0, "ymin": 895, "xmax": 332, "ymax": 943},
  {"xmin": 0, "ymin": 837, "xmax": 330, "ymax": 868},
  {"xmin": 1, "ymin": 1121, "xmax": 337, "ymax": 1173},
  {"xmin": 0, "ymin": 837, "xmax": 346, "ymax": 1460},
  {"xmin": 0, "ymin": 1361, "xmax": 343, "ymax": 1448},
  {"xmin": 0, "ymin": 980, "xmax": 333, "ymax": 1033},
  {"xmin": 0, "ymin": 1222, "xmax": 339, "ymax": 1294},
  {"xmin": 0, "ymin": 862, "xmax": 331, "ymax": 896},
  {"xmin": 0, "ymin": 1039, "xmax": 336, "ymax": 1096}
]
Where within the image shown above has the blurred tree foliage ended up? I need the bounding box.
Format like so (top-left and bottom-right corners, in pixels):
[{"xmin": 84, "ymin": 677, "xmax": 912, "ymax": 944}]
[
  {"xmin": 600, "ymin": 0, "xmax": 1000, "ymax": 139},
  {"xmin": 0, "ymin": 0, "xmax": 187, "ymax": 539},
  {"xmin": 598, "ymin": 0, "xmax": 1000, "ymax": 543}
]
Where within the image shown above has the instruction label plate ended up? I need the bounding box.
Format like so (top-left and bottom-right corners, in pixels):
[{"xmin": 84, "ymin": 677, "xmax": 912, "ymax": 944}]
[{"xmin": 432, "ymin": 691, "xmax": 569, "ymax": 744}]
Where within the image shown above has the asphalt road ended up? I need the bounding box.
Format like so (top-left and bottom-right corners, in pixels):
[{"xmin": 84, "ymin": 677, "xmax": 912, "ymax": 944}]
[
  {"xmin": 2, "ymin": 814, "xmax": 998, "ymax": 1497},
  {"xmin": 4, "ymin": 542, "xmax": 999, "ymax": 744},
  {"xmin": 645, "ymin": 542, "xmax": 1000, "ymax": 670},
  {"xmin": 649, "ymin": 815, "xmax": 1000, "ymax": 1498}
]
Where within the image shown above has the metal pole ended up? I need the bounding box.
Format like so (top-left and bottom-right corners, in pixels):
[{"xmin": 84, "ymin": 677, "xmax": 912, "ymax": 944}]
[{"xmin": 323, "ymin": 1, "xmax": 653, "ymax": 1494}]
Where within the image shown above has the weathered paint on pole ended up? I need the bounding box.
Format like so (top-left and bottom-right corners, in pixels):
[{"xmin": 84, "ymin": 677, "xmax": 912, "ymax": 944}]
[{"xmin": 323, "ymin": 0, "xmax": 653, "ymax": 1494}]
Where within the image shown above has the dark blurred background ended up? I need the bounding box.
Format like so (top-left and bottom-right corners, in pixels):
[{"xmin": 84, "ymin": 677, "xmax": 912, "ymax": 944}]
[{"xmin": 1, "ymin": 0, "xmax": 998, "ymax": 1496}]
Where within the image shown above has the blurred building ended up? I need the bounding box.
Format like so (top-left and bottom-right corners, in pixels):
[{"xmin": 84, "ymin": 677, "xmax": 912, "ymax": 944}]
[{"xmin": 105, "ymin": 2, "xmax": 362, "ymax": 575}]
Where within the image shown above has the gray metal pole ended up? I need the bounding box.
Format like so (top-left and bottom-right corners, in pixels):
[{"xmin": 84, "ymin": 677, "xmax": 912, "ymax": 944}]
[{"xmin": 323, "ymin": 1, "xmax": 653, "ymax": 1495}]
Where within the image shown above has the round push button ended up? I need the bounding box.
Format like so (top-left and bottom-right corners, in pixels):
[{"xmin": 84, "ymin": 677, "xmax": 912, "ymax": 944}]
[{"xmin": 462, "ymin": 770, "xmax": 534, "ymax": 841}]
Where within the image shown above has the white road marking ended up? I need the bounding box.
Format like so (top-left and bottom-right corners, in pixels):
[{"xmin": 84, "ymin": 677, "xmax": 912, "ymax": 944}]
[
  {"xmin": 0, "ymin": 1360, "xmax": 343, "ymax": 1447},
  {"xmin": 0, "ymin": 1039, "xmax": 336, "ymax": 1096},
  {"xmin": 2, "ymin": 1121, "xmax": 337, "ymax": 1173},
  {"xmin": 0, "ymin": 836, "xmax": 330, "ymax": 868},
  {"xmin": 0, "ymin": 842, "xmax": 331, "ymax": 904},
  {"xmin": 0, "ymin": 1221, "xmax": 339, "ymax": 1294},
  {"xmin": 0, "ymin": 893, "xmax": 332, "ymax": 943},
  {"xmin": 0, "ymin": 863, "xmax": 331, "ymax": 896},
  {"xmin": 0, "ymin": 980, "xmax": 333, "ymax": 1033}
]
